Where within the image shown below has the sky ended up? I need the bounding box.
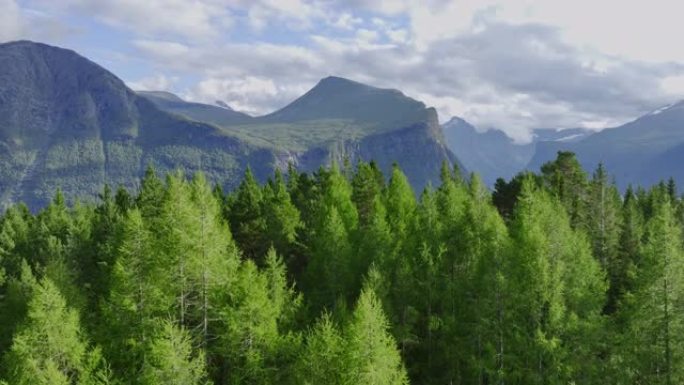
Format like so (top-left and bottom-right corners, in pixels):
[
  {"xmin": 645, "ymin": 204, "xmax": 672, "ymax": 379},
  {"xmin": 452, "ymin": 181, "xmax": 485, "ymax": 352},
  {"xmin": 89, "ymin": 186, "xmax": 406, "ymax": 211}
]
[{"xmin": 2, "ymin": 0, "xmax": 684, "ymax": 143}]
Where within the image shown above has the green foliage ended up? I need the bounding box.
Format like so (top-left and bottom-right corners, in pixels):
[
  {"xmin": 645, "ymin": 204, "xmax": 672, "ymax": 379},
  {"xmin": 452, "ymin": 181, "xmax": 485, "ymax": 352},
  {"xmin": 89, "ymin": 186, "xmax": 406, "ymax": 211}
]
[
  {"xmin": 2, "ymin": 275, "xmax": 111, "ymax": 385},
  {"xmin": 2, "ymin": 154, "xmax": 684, "ymax": 385},
  {"xmin": 344, "ymin": 288, "xmax": 409, "ymax": 385},
  {"xmin": 142, "ymin": 321, "xmax": 210, "ymax": 385}
]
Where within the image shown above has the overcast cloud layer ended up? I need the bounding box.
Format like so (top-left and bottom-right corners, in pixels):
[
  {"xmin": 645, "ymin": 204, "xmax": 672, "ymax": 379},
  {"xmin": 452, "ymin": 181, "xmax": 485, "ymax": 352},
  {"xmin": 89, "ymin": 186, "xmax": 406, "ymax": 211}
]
[{"xmin": 3, "ymin": 0, "xmax": 684, "ymax": 142}]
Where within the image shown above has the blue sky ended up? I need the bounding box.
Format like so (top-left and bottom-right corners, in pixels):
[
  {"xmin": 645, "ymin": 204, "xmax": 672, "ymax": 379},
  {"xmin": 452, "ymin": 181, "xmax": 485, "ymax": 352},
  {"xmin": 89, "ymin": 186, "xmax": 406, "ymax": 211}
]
[{"xmin": 2, "ymin": 0, "xmax": 684, "ymax": 142}]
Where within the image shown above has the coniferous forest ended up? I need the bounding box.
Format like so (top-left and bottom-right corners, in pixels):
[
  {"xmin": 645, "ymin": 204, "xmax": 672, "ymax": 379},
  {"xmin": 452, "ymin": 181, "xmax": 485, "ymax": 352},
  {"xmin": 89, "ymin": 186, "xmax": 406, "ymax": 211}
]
[{"xmin": 1, "ymin": 151, "xmax": 683, "ymax": 385}]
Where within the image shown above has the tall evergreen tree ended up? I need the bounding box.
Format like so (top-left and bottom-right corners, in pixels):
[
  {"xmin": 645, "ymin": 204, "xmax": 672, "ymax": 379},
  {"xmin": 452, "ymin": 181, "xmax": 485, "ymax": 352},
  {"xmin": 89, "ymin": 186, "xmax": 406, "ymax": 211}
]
[
  {"xmin": 142, "ymin": 321, "xmax": 211, "ymax": 385},
  {"xmin": 262, "ymin": 169, "xmax": 301, "ymax": 258},
  {"xmin": 295, "ymin": 313, "xmax": 345, "ymax": 385},
  {"xmin": 2, "ymin": 276, "xmax": 111, "ymax": 385},
  {"xmin": 508, "ymin": 179, "xmax": 605, "ymax": 384},
  {"xmin": 344, "ymin": 287, "xmax": 409, "ymax": 385},
  {"xmin": 624, "ymin": 195, "xmax": 684, "ymax": 384},
  {"xmin": 228, "ymin": 167, "xmax": 267, "ymax": 261},
  {"xmin": 540, "ymin": 151, "xmax": 589, "ymax": 227}
]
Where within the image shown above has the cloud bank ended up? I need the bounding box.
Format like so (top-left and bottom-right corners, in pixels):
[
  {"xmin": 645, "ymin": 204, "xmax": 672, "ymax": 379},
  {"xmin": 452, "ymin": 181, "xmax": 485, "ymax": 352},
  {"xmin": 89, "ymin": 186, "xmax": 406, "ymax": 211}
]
[{"xmin": 6, "ymin": 0, "xmax": 684, "ymax": 142}]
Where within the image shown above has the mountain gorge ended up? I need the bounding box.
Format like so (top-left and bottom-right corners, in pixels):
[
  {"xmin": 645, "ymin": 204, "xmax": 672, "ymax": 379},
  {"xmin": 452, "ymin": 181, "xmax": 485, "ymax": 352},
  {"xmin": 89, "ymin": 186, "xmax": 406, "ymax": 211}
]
[
  {"xmin": 0, "ymin": 41, "xmax": 459, "ymax": 209},
  {"xmin": 442, "ymin": 117, "xmax": 592, "ymax": 185}
]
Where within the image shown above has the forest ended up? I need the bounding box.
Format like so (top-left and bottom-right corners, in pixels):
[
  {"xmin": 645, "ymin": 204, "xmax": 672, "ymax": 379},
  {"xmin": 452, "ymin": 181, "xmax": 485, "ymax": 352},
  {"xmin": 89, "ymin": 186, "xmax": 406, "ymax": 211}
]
[{"xmin": 0, "ymin": 151, "xmax": 682, "ymax": 385}]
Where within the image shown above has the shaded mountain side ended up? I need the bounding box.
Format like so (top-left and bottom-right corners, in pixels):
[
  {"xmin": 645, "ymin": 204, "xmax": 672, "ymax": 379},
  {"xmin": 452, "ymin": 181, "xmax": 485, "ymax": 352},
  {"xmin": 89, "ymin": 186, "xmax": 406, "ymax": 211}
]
[
  {"xmin": 0, "ymin": 41, "xmax": 461, "ymax": 209},
  {"xmin": 442, "ymin": 116, "xmax": 592, "ymax": 186},
  {"xmin": 527, "ymin": 101, "xmax": 684, "ymax": 189},
  {"xmin": 295, "ymin": 112, "xmax": 463, "ymax": 192},
  {"xmin": 0, "ymin": 41, "xmax": 280, "ymax": 209},
  {"xmin": 442, "ymin": 117, "xmax": 534, "ymax": 185}
]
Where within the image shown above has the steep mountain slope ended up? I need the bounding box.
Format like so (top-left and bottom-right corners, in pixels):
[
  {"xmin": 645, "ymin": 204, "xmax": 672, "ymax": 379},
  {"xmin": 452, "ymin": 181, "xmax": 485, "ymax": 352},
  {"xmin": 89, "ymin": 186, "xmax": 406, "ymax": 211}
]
[
  {"xmin": 442, "ymin": 117, "xmax": 591, "ymax": 185},
  {"xmin": 528, "ymin": 101, "xmax": 684, "ymax": 188},
  {"xmin": 442, "ymin": 117, "xmax": 534, "ymax": 185},
  {"xmin": 0, "ymin": 41, "xmax": 283, "ymax": 209},
  {"xmin": 0, "ymin": 41, "xmax": 459, "ymax": 209}
]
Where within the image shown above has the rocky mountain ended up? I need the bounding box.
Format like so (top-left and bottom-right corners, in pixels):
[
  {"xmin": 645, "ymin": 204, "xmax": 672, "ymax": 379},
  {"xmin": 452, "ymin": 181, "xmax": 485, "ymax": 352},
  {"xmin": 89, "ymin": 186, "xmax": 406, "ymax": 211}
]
[
  {"xmin": 141, "ymin": 76, "xmax": 461, "ymax": 192},
  {"xmin": 442, "ymin": 117, "xmax": 591, "ymax": 185},
  {"xmin": 527, "ymin": 101, "xmax": 684, "ymax": 188},
  {"xmin": 0, "ymin": 41, "xmax": 459, "ymax": 209}
]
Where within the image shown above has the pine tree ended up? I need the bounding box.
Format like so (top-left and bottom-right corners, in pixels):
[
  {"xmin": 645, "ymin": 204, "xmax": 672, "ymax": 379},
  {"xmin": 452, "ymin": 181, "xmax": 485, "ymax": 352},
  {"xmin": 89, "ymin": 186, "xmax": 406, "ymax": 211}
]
[
  {"xmin": 188, "ymin": 173, "xmax": 241, "ymax": 351},
  {"xmin": 220, "ymin": 258, "xmax": 299, "ymax": 385},
  {"xmin": 104, "ymin": 208, "xmax": 168, "ymax": 376},
  {"xmin": 625, "ymin": 195, "xmax": 684, "ymax": 384},
  {"xmin": 295, "ymin": 313, "xmax": 345, "ymax": 385},
  {"xmin": 539, "ymin": 151, "xmax": 589, "ymax": 227},
  {"xmin": 352, "ymin": 161, "xmax": 384, "ymax": 228},
  {"xmin": 343, "ymin": 287, "xmax": 409, "ymax": 385},
  {"xmin": 586, "ymin": 164, "xmax": 622, "ymax": 276},
  {"xmin": 142, "ymin": 321, "xmax": 211, "ymax": 385},
  {"xmin": 385, "ymin": 165, "xmax": 416, "ymax": 242},
  {"xmin": 228, "ymin": 167, "xmax": 267, "ymax": 260},
  {"xmin": 262, "ymin": 169, "xmax": 301, "ymax": 258},
  {"xmin": 2, "ymin": 276, "xmax": 111, "ymax": 385},
  {"xmin": 508, "ymin": 178, "xmax": 605, "ymax": 384},
  {"xmin": 304, "ymin": 206, "xmax": 353, "ymax": 314},
  {"xmin": 136, "ymin": 165, "xmax": 165, "ymax": 220}
]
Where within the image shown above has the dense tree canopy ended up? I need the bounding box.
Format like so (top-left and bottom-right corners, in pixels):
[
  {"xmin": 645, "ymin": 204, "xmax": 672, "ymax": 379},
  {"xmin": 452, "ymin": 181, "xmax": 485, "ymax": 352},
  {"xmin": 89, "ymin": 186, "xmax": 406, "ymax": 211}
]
[{"xmin": 1, "ymin": 152, "xmax": 684, "ymax": 384}]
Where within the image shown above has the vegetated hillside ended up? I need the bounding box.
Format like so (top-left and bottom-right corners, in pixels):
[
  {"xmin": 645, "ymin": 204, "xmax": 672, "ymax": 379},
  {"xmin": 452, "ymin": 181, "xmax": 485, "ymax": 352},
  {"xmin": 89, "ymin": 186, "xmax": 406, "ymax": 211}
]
[
  {"xmin": 0, "ymin": 41, "xmax": 460, "ymax": 209},
  {"xmin": 442, "ymin": 116, "xmax": 591, "ymax": 185},
  {"xmin": 528, "ymin": 101, "xmax": 684, "ymax": 188}
]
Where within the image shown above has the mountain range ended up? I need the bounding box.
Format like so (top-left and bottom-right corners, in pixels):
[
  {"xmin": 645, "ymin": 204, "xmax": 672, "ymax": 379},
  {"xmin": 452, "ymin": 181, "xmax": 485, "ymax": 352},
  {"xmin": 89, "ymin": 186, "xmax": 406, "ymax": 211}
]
[
  {"xmin": 2, "ymin": 40, "xmax": 684, "ymax": 209},
  {"xmin": 441, "ymin": 118, "xmax": 592, "ymax": 185},
  {"xmin": 0, "ymin": 40, "xmax": 459, "ymax": 209},
  {"xmin": 527, "ymin": 101, "xmax": 684, "ymax": 189}
]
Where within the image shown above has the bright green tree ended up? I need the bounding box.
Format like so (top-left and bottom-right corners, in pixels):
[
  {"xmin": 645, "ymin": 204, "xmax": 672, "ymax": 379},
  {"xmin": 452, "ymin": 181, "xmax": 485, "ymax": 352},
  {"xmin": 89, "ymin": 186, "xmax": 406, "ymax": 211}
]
[
  {"xmin": 2, "ymin": 276, "xmax": 111, "ymax": 385},
  {"xmin": 343, "ymin": 287, "xmax": 409, "ymax": 385},
  {"xmin": 142, "ymin": 321, "xmax": 211, "ymax": 385},
  {"xmin": 624, "ymin": 195, "xmax": 684, "ymax": 384}
]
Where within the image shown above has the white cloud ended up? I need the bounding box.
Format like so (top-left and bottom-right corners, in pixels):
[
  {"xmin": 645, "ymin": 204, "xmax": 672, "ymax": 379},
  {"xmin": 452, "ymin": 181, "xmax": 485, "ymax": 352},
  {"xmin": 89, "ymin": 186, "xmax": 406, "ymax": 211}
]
[
  {"xmin": 661, "ymin": 75, "xmax": 684, "ymax": 98},
  {"xmin": 0, "ymin": 0, "xmax": 22, "ymax": 42},
  {"xmin": 27, "ymin": 0, "xmax": 231, "ymax": 39},
  {"xmin": 189, "ymin": 76, "xmax": 307, "ymax": 115},
  {"xmin": 127, "ymin": 73, "xmax": 178, "ymax": 91},
  {"xmin": 15, "ymin": 0, "xmax": 684, "ymax": 143},
  {"xmin": 332, "ymin": 13, "xmax": 363, "ymax": 30},
  {"xmin": 133, "ymin": 40, "xmax": 190, "ymax": 58}
]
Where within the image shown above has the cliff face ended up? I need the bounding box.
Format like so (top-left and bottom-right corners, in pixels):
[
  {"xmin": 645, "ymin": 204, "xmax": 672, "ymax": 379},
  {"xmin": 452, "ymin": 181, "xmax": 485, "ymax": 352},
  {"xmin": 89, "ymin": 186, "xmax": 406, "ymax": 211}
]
[{"xmin": 0, "ymin": 41, "xmax": 462, "ymax": 209}]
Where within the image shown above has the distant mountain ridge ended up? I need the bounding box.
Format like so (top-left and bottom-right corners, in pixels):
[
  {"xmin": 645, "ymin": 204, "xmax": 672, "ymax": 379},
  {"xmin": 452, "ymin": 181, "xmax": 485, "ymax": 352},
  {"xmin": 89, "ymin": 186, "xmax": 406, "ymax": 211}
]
[
  {"xmin": 527, "ymin": 101, "xmax": 684, "ymax": 188},
  {"xmin": 0, "ymin": 41, "xmax": 459, "ymax": 209},
  {"xmin": 442, "ymin": 117, "xmax": 592, "ymax": 185}
]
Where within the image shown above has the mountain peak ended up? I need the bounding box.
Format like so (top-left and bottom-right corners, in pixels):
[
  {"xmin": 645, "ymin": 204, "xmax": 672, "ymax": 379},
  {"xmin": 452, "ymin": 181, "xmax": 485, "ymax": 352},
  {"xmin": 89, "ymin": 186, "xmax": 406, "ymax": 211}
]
[{"xmin": 260, "ymin": 75, "xmax": 427, "ymax": 127}]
